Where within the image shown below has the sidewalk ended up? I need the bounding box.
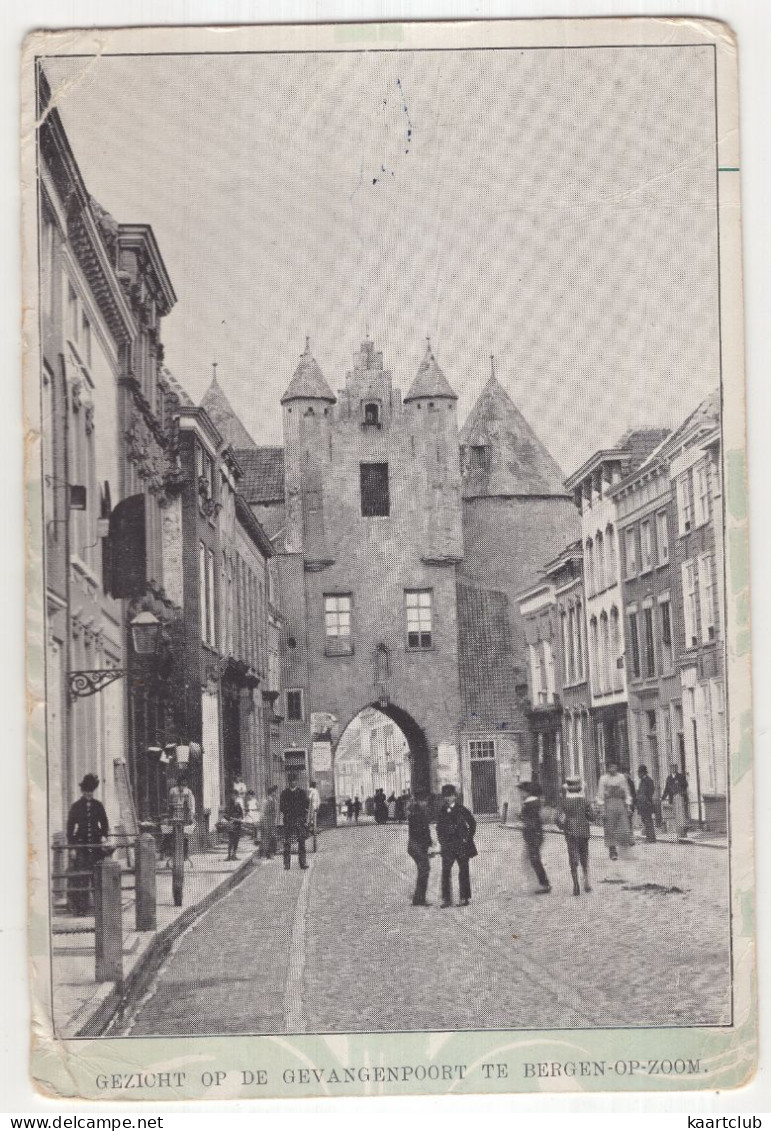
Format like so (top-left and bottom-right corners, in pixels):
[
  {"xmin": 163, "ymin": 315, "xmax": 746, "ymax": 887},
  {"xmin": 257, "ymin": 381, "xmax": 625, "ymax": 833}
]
[
  {"xmin": 52, "ymin": 840, "xmax": 262, "ymax": 1038},
  {"xmin": 500, "ymin": 815, "xmax": 727, "ymax": 849}
]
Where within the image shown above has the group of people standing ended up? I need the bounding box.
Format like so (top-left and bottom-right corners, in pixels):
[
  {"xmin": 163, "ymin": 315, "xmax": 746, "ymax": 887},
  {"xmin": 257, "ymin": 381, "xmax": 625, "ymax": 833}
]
[
  {"xmin": 223, "ymin": 775, "xmax": 321, "ymax": 865},
  {"xmin": 407, "ymin": 784, "xmax": 477, "ymax": 908},
  {"xmin": 404, "ymin": 761, "xmax": 692, "ymax": 908},
  {"xmin": 373, "ymin": 789, "xmax": 410, "ymax": 824}
]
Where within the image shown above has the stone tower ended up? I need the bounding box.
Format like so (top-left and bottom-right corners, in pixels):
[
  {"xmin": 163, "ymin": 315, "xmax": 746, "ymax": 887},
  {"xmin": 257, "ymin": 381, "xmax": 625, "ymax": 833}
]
[
  {"xmin": 458, "ymin": 362, "xmax": 580, "ymax": 782},
  {"xmin": 277, "ymin": 338, "xmax": 464, "ymax": 800}
]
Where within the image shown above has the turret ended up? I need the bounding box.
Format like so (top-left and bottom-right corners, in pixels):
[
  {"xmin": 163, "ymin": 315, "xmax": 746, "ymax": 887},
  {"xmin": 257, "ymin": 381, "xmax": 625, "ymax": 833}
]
[
  {"xmin": 405, "ymin": 341, "xmax": 463, "ymax": 564},
  {"xmin": 403, "ymin": 340, "xmax": 459, "ymax": 408},
  {"xmin": 281, "ymin": 338, "xmax": 336, "ymax": 565}
]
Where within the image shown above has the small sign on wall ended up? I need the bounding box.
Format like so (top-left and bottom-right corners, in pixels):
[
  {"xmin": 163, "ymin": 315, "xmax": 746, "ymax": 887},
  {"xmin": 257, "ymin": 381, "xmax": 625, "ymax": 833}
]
[
  {"xmin": 311, "ymin": 740, "xmax": 332, "ymax": 772},
  {"xmin": 436, "ymin": 742, "xmax": 459, "ymax": 789}
]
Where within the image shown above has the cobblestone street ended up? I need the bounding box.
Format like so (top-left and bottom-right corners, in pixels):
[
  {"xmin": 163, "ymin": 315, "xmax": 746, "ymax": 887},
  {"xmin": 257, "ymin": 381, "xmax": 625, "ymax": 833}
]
[{"xmin": 125, "ymin": 823, "xmax": 731, "ymax": 1037}]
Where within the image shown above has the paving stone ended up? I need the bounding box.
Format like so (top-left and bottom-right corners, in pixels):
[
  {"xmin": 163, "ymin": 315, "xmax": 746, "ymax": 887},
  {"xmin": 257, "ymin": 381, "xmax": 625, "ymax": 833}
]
[{"xmin": 126, "ymin": 824, "xmax": 731, "ymax": 1036}]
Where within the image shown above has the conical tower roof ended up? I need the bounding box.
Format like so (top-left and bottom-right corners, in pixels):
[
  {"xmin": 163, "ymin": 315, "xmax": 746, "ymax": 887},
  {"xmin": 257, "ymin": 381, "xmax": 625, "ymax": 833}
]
[
  {"xmin": 200, "ymin": 365, "xmax": 258, "ymax": 450},
  {"xmin": 404, "ymin": 341, "xmax": 458, "ymax": 403},
  {"xmin": 281, "ymin": 338, "xmax": 336, "ymax": 405},
  {"xmin": 461, "ymin": 366, "xmax": 569, "ymax": 498}
]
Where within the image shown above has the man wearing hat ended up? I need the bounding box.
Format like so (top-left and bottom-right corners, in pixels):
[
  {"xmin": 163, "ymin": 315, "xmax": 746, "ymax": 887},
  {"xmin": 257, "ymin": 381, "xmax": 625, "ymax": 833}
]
[
  {"xmin": 556, "ymin": 777, "xmax": 593, "ymax": 896},
  {"xmin": 279, "ymin": 772, "xmax": 310, "ymax": 870},
  {"xmin": 66, "ymin": 774, "xmax": 109, "ymax": 915},
  {"xmin": 436, "ymin": 784, "xmax": 477, "ymax": 907},
  {"xmin": 517, "ymin": 780, "xmax": 551, "ymax": 894}
]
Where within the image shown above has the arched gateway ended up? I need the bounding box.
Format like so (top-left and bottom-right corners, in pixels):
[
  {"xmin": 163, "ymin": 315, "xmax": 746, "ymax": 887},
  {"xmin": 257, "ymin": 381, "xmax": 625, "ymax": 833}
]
[{"xmin": 333, "ymin": 703, "xmax": 431, "ymax": 808}]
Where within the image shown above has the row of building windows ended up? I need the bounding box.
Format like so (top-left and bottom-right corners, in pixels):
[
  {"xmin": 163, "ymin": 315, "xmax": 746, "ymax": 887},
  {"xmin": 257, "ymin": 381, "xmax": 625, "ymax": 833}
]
[
  {"xmin": 682, "ymin": 553, "xmax": 717, "ymax": 648},
  {"xmin": 560, "ymin": 601, "xmax": 585, "ymax": 686},
  {"xmin": 584, "ymin": 526, "xmax": 617, "ymax": 597},
  {"xmin": 627, "ymin": 597, "xmax": 673, "ymax": 681},
  {"xmin": 588, "ymin": 607, "xmax": 623, "ymax": 696},
  {"xmin": 528, "ymin": 640, "xmax": 556, "ymax": 706},
  {"xmin": 323, "ymin": 590, "xmax": 434, "ymax": 654},
  {"xmin": 202, "ymin": 542, "xmax": 267, "ymax": 672},
  {"xmin": 195, "ymin": 440, "xmax": 218, "ymax": 509},
  {"xmin": 623, "ymin": 510, "xmax": 669, "ymax": 579},
  {"xmin": 676, "ymin": 461, "xmax": 712, "ymax": 537},
  {"xmin": 564, "ymin": 712, "xmax": 588, "ymax": 780}
]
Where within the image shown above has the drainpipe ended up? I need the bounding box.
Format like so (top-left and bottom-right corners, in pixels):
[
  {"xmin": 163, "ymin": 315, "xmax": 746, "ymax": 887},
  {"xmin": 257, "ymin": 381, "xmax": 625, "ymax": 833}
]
[{"xmin": 61, "ymin": 353, "xmax": 76, "ymax": 811}]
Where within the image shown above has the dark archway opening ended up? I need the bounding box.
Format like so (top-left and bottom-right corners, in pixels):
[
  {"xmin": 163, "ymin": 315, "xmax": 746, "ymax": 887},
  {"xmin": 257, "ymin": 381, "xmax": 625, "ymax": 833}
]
[
  {"xmin": 371, "ymin": 702, "xmax": 430, "ymax": 795},
  {"xmin": 333, "ymin": 703, "xmax": 430, "ymax": 822}
]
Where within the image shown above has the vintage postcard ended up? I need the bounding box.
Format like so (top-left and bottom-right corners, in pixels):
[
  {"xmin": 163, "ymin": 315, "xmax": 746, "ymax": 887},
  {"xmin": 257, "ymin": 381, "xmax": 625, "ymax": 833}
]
[{"xmin": 22, "ymin": 17, "xmax": 754, "ymax": 1100}]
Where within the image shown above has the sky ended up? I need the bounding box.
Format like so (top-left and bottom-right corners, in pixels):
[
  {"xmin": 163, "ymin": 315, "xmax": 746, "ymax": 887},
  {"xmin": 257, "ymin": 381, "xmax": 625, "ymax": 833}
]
[{"xmin": 44, "ymin": 45, "xmax": 720, "ymax": 475}]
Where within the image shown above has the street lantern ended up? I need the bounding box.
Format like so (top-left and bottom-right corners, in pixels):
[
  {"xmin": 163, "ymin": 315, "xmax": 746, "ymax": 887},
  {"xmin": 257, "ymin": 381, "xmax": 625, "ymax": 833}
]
[{"xmin": 130, "ymin": 610, "xmax": 162, "ymax": 656}]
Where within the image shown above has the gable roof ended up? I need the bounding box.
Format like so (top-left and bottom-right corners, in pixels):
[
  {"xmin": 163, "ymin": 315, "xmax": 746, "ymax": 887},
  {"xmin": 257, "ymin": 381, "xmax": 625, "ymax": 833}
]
[
  {"xmin": 403, "ymin": 343, "xmax": 458, "ymax": 403},
  {"xmin": 200, "ymin": 373, "xmax": 258, "ymax": 451},
  {"xmin": 460, "ymin": 374, "xmax": 569, "ymax": 498},
  {"xmin": 565, "ymin": 426, "xmax": 671, "ymax": 490},
  {"xmin": 236, "ymin": 446, "xmax": 285, "ymax": 505},
  {"xmin": 614, "ymin": 426, "xmax": 672, "ymax": 471},
  {"xmin": 650, "ymin": 389, "xmax": 719, "ymax": 464},
  {"xmin": 281, "ymin": 339, "xmax": 336, "ymax": 404}
]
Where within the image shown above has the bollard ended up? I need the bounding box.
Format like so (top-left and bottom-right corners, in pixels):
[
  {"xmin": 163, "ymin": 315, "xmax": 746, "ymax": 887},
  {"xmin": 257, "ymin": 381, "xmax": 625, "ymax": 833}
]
[
  {"xmin": 135, "ymin": 832, "xmax": 157, "ymax": 932},
  {"xmin": 172, "ymin": 820, "xmax": 185, "ymax": 908},
  {"xmin": 94, "ymin": 858, "xmax": 123, "ymax": 983}
]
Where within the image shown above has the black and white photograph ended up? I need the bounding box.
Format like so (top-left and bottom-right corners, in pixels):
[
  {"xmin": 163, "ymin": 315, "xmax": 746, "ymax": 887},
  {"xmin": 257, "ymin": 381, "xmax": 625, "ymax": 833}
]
[{"xmin": 23, "ymin": 16, "xmax": 754, "ymax": 1098}]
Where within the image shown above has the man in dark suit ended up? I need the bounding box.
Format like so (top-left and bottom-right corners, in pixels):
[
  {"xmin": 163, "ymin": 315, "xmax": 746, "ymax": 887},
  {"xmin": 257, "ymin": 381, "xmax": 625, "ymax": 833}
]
[
  {"xmin": 280, "ymin": 773, "xmax": 310, "ymax": 870},
  {"xmin": 407, "ymin": 793, "xmax": 433, "ymax": 906},
  {"xmin": 636, "ymin": 764, "xmax": 657, "ymax": 843},
  {"xmin": 66, "ymin": 773, "xmax": 109, "ymax": 915},
  {"xmin": 518, "ymin": 780, "xmax": 551, "ymax": 894},
  {"xmin": 436, "ymin": 784, "xmax": 477, "ymax": 907}
]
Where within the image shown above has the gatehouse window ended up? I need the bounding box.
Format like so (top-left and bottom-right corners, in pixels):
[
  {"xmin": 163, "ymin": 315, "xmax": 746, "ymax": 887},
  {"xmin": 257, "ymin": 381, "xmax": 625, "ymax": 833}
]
[
  {"xmin": 324, "ymin": 593, "xmax": 353, "ymax": 655},
  {"xmin": 360, "ymin": 462, "xmax": 390, "ymax": 517},
  {"xmin": 286, "ymin": 689, "xmax": 304, "ymax": 722},
  {"xmin": 363, "ymin": 402, "xmax": 380, "ymax": 426},
  {"xmin": 405, "ymin": 589, "xmax": 433, "ymax": 650},
  {"xmin": 469, "ymin": 444, "xmax": 490, "ymax": 471}
]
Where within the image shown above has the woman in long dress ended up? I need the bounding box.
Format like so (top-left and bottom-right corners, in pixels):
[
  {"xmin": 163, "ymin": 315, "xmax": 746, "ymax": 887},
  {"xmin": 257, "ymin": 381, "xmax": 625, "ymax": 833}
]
[{"xmin": 596, "ymin": 761, "xmax": 633, "ymax": 860}]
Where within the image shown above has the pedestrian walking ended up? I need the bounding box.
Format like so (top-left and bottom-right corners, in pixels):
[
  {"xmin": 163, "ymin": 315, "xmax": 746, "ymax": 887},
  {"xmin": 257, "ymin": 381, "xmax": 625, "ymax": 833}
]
[
  {"xmin": 66, "ymin": 773, "xmax": 109, "ymax": 916},
  {"xmin": 636, "ymin": 765, "xmax": 657, "ymax": 842},
  {"xmin": 345, "ymin": 797, "xmax": 354, "ymax": 822},
  {"xmin": 596, "ymin": 761, "xmax": 633, "ymax": 860},
  {"xmin": 261, "ymin": 786, "xmax": 278, "ymax": 859},
  {"xmin": 661, "ymin": 764, "xmax": 690, "ymax": 839},
  {"xmin": 280, "ymin": 773, "xmax": 310, "ymax": 870},
  {"xmin": 387, "ymin": 793, "xmax": 397, "ymax": 821},
  {"xmin": 436, "ymin": 784, "xmax": 477, "ymax": 907},
  {"xmin": 517, "ymin": 781, "xmax": 551, "ymax": 894},
  {"xmin": 407, "ymin": 793, "xmax": 433, "ymax": 906},
  {"xmin": 225, "ymin": 789, "xmax": 244, "ymax": 861},
  {"xmin": 556, "ymin": 777, "xmax": 593, "ymax": 895},
  {"xmin": 353, "ymin": 796, "xmax": 361, "ymax": 823}
]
